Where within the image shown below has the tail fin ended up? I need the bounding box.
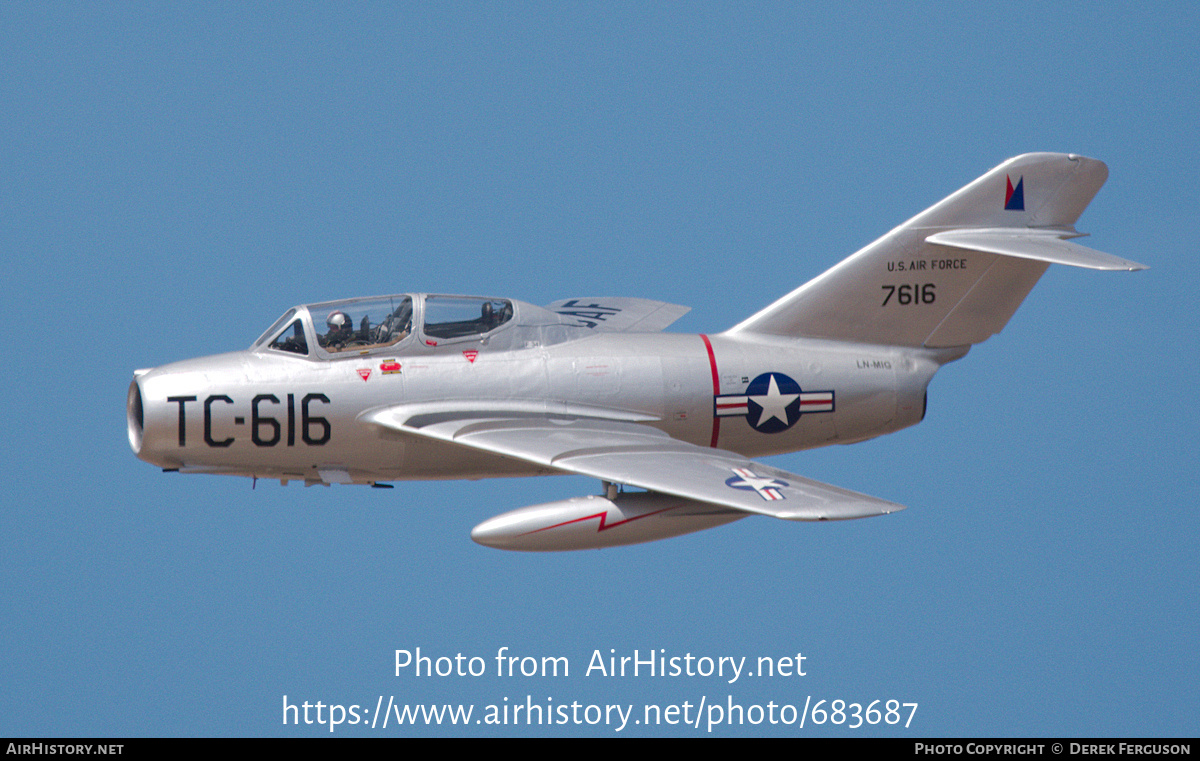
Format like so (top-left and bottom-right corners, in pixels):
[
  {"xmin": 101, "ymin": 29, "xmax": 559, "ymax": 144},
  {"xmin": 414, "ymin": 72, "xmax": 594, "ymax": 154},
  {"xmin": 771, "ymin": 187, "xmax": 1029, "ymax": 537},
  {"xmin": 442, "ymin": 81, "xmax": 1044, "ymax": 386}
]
[{"xmin": 727, "ymin": 153, "xmax": 1146, "ymax": 348}]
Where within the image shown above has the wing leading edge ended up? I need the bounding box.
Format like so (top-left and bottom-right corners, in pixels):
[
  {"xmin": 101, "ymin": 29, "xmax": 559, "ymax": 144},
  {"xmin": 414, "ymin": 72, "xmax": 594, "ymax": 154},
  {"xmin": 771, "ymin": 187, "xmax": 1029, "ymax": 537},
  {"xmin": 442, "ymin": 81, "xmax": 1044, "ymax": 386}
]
[{"xmin": 360, "ymin": 406, "xmax": 904, "ymax": 521}]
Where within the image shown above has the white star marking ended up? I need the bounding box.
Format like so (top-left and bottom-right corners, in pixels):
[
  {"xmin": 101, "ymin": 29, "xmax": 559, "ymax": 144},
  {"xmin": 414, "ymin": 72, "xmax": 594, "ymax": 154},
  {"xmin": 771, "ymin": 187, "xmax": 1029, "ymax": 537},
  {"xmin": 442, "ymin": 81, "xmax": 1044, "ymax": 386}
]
[{"xmin": 749, "ymin": 374, "xmax": 799, "ymax": 426}]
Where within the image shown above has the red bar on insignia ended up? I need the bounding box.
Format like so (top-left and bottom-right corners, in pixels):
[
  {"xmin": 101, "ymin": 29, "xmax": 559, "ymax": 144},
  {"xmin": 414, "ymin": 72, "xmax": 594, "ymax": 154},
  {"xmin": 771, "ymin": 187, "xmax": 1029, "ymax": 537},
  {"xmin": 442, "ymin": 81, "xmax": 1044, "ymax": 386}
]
[
  {"xmin": 715, "ymin": 395, "xmax": 749, "ymax": 415},
  {"xmin": 799, "ymin": 392, "xmax": 833, "ymax": 412}
]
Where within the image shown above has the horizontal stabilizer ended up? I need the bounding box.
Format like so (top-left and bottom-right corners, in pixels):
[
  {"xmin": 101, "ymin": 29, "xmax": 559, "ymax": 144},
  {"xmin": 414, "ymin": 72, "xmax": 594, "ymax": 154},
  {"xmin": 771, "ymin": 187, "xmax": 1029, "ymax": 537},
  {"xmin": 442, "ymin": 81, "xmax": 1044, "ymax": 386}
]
[{"xmin": 926, "ymin": 228, "xmax": 1147, "ymax": 271}]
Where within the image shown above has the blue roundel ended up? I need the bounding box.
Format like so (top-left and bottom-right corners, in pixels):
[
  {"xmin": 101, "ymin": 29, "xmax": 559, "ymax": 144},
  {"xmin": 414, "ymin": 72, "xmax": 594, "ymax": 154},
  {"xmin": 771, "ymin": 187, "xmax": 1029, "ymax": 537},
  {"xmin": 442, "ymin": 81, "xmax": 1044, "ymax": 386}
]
[{"xmin": 745, "ymin": 372, "xmax": 803, "ymax": 433}]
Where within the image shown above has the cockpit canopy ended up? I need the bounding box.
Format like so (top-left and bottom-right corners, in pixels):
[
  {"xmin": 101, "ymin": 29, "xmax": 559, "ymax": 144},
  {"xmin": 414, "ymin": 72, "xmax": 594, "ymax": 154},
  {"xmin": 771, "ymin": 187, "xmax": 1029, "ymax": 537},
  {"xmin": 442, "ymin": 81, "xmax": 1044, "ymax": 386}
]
[
  {"xmin": 252, "ymin": 294, "xmax": 514, "ymax": 358},
  {"xmin": 311, "ymin": 296, "xmax": 415, "ymax": 353}
]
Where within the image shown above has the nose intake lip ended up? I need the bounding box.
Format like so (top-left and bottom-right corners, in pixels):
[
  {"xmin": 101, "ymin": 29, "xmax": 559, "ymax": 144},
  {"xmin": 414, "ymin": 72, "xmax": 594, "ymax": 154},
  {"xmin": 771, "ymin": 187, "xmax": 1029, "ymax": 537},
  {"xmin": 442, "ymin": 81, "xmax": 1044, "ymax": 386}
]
[{"xmin": 126, "ymin": 378, "xmax": 143, "ymax": 454}]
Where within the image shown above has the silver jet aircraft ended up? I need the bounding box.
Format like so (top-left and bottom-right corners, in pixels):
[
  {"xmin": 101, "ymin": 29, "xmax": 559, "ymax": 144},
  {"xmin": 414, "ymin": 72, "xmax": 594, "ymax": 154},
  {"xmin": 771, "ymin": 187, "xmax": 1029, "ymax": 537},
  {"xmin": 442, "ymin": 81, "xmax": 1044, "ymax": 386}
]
[{"xmin": 127, "ymin": 153, "xmax": 1145, "ymax": 551}]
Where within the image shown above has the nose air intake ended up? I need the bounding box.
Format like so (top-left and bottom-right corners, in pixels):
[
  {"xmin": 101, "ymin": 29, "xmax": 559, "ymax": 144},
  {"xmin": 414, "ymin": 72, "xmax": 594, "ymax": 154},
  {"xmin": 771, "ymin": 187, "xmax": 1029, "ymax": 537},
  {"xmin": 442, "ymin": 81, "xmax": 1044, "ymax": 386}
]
[{"xmin": 126, "ymin": 378, "xmax": 144, "ymax": 454}]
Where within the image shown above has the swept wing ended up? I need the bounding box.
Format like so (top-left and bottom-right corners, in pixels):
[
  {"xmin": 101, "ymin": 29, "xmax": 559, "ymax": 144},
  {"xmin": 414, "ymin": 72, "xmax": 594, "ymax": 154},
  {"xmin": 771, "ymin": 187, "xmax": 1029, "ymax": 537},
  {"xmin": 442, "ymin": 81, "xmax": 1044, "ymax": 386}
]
[{"xmin": 360, "ymin": 406, "xmax": 903, "ymax": 521}]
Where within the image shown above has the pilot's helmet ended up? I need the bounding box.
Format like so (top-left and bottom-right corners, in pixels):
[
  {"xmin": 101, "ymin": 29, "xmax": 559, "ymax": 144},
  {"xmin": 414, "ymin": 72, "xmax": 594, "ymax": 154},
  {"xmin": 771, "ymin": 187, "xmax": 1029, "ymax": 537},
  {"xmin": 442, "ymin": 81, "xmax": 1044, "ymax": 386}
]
[{"xmin": 326, "ymin": 311, "xmax": 350, "ymax": 332}]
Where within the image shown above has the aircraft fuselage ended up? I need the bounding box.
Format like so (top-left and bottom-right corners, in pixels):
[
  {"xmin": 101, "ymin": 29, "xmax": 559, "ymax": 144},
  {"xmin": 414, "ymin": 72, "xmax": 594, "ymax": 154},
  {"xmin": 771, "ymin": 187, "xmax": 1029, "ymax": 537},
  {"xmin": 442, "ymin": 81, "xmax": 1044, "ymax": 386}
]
[{"xmin": 129, "ymin": 332, "xmax": 956, "ymax": 486}]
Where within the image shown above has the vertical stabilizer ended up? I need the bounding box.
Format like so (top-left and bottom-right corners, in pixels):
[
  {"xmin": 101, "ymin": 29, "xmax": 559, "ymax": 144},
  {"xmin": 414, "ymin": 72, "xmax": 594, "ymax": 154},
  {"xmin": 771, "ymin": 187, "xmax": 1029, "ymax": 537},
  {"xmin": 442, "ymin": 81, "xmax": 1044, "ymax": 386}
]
[{"xmin": 727, "ymin": 154, "xmax": 1140, "ymax": 348}]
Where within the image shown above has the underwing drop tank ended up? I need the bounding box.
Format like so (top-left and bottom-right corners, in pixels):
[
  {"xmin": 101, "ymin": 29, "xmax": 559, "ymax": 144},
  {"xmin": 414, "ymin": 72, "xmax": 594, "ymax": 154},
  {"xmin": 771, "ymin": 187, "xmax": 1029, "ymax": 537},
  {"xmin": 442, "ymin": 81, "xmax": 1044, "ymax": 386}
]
[{"xmin": 470, "ymin": 492, "xmax": 747, "ymax": 551}]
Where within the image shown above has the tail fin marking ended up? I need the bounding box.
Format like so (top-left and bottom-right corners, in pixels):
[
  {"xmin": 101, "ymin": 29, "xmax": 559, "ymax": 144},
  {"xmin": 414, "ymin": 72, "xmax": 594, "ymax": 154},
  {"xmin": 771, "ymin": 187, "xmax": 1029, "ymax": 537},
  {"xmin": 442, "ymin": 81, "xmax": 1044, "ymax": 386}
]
[{"xmin": 1005, "ymin": 175, "xmax": 1025, "ymax": 210}]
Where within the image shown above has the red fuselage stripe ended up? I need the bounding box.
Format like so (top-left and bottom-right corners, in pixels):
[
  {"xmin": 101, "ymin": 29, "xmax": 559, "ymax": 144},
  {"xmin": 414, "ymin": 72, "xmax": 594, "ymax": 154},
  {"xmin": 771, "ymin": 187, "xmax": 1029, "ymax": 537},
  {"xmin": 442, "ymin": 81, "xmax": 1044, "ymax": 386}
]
[{"xmin": 700, "ymin": 334, "xmax": 720, "ymax": 448}]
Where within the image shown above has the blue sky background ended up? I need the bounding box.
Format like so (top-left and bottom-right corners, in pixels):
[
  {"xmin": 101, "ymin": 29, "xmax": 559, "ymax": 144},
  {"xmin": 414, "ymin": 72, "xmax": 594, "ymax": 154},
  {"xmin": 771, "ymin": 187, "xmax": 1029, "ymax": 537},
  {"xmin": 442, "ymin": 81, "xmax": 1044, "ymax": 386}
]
[{"xmin": 2, "ymin": 3, "xmax": 1195, "ymax": 737}]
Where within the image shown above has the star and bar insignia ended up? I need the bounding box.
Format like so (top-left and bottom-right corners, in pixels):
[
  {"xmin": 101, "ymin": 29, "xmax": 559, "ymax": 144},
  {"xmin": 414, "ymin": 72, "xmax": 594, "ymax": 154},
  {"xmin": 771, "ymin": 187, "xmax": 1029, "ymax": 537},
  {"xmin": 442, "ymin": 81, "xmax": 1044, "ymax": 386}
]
[{"xmin": 714, "ymin": 372, "xmax": 833, "ymax": 433}]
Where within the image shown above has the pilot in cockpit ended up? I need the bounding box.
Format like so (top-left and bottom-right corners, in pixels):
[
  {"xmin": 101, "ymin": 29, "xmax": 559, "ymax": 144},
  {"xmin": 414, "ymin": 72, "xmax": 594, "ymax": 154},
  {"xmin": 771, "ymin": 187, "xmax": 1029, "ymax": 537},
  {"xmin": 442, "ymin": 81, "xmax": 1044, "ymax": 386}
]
[{"xmin": 321, "ymin": 310, "xmax": 354, "ymax": 349}]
